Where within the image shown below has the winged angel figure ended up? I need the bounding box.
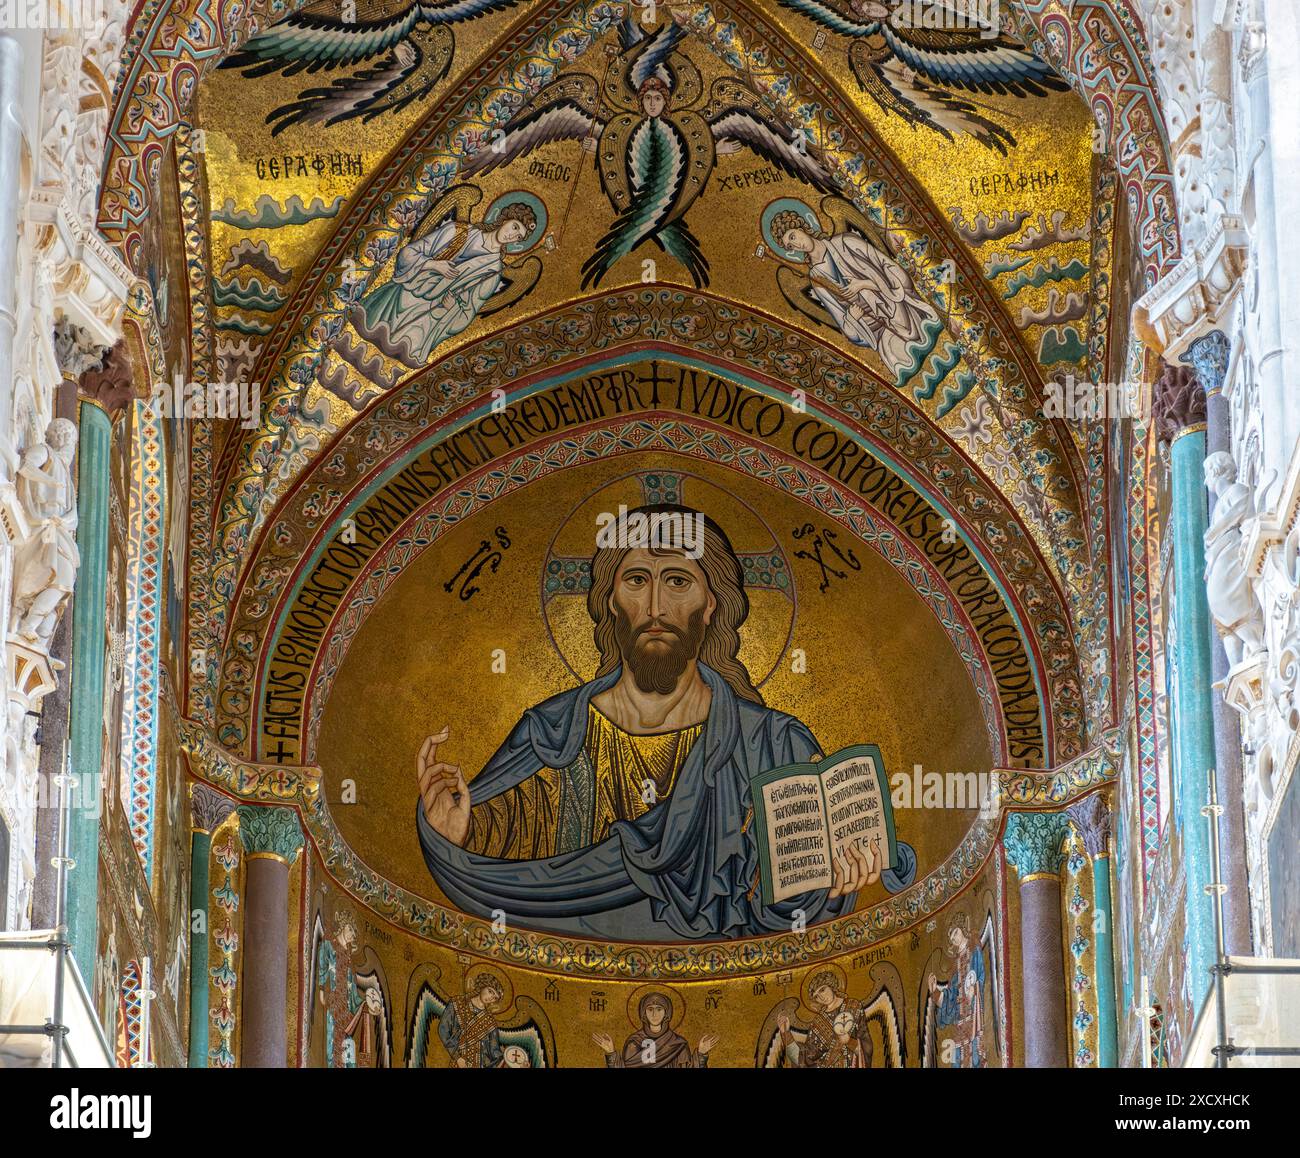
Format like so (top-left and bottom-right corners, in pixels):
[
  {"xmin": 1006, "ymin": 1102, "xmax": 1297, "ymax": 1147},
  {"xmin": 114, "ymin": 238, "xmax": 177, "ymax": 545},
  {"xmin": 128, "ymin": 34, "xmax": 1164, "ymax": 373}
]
[
  {"xmin": 463, "ymin": 17, "xmax": 838, "ymax": 288},
  {"xmin": 407, "ymin": 968, "xmax": 554, "ymax": 1068},
  {"xmin": 220, "ymin": 0, "xmax": 525, "ymax": 135},
  {"xmin": 780, "ymin": 0, "xmax": 1069, "ymax": 153},
  {"xmin": 755, "ymin": 963, "xmax": 907, "ymax": 1069}
]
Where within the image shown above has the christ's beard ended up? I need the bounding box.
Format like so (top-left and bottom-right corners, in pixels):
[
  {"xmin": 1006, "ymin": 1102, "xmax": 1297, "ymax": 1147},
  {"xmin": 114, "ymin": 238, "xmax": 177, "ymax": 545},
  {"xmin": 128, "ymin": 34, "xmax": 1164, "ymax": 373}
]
[{"xmin": 615, "ymin": 606, "xmax": 706, "ymax": 695}]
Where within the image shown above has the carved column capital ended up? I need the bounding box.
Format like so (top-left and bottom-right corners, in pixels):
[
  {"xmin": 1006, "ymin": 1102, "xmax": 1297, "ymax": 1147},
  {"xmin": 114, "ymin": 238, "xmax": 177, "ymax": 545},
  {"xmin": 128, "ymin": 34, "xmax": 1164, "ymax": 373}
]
[
  {"xmin": 52, "ymin": 317, "xmax": 107, "ymax": 381},
  {"xmin": 1065, "ymin": 792, "xmax": 1111, "ymax": 860},
  {"xmin": 1184, "ymin": 329, "xmax": 1231, "ymax": 398},
  {"xmin": 236, "ymin": 805, "xmax": 303, "ymax": 864},
  {"xmin": 191, "ymin": 784, "xmax": 235, "ymax": 835},
  {"xmin": 1152, "ymin": 362, "xmax": 1208, "ymax": 443},
  {"xmin": 78, "ymin": 340, "xmax": 135, "ymax": 415},
  {"xmin": 1003, "ymin": 811, "xmax": 1072, "ymax": 880}
]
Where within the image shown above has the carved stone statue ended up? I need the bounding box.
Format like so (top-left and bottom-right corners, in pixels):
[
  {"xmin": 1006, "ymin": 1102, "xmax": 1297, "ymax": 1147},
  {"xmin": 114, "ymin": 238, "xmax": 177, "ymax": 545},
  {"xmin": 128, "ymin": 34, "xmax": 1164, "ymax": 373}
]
[
  {"xmin": 1203, "ymin": 450, "xmax": 1262, "ymax": 665},
  {"xmin": 13, "ymin": 418, "xmax": 80, "ymax": 645}
]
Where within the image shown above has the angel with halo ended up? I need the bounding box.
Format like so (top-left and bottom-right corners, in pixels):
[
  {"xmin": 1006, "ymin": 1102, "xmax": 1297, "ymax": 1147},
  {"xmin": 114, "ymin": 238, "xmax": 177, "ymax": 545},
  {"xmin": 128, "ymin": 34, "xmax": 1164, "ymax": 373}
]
[{"xmin": 759, "ymin": 196, "xmax": 943, "ymax": 383}]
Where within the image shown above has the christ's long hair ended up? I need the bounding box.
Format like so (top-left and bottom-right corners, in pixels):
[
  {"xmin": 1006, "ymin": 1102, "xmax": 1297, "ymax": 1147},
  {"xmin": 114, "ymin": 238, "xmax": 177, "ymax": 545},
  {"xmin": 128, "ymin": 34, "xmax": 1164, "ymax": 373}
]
[{"xmin": 587, "ymin": 504, "xmax": 763, "ymax": 705}]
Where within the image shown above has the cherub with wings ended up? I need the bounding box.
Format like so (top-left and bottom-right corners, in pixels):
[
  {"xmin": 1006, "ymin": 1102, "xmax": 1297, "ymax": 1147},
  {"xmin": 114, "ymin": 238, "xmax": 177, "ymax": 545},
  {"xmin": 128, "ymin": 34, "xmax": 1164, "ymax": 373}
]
[
  {"xmin": 780, "ymin": 0, "xmax": 1070, "ymax": 153},
  {"xmin": 406, "ymin": 964, "xmax": 552, "ymax": 1068},
  {"xmin": 759, "ymin": 195, "xmax": 943, "ymax": 385},
  {"xmin": 920, "ymin": 909, "xmax": 1002, "ymax": 1068},
  {"xmin": 462, "ymin": 17, "xmax": 838, "ymax": 288},
  {"xmin": 219, "ymin": 0, "xmax": 525, "ymax": 135}
]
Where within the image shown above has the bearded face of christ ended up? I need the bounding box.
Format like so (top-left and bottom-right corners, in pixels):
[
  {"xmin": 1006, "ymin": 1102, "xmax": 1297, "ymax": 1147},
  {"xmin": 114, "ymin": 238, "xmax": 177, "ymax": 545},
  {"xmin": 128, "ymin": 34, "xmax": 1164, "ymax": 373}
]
[{"xmin": 609, "ymin": 548, "xmax": 715, "ymax": 695}]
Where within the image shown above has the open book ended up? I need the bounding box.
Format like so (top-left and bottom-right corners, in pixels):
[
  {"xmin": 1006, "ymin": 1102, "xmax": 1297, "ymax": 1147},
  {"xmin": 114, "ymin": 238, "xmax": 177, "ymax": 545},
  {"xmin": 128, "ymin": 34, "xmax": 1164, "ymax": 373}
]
[{"xmin": 750, "ymin": 744, "xmax": 897, "ymax": 906}]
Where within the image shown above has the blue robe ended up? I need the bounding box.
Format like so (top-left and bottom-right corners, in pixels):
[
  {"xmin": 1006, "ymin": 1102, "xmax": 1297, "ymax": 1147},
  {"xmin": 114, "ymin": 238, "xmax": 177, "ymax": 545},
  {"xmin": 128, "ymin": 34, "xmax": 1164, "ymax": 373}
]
[
  {"xmin": 417, "ymin": 663, "xmax": 857, "ymax": 940},
  {"xmin": 935, "ymin": 947, "xmax": 987, "ymax": 1068}
]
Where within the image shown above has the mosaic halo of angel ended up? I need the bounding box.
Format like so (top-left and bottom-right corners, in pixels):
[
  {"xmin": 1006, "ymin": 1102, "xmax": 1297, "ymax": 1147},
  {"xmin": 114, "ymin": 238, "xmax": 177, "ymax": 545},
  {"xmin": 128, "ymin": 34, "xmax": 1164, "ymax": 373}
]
[
  {"xmin": 780, "ymin": 0, "xmax": 1070, "ymax": 153},
  {"xmin": 758, "ymin": 195, "xmax": 943, "ymax": 385},
  {"xmin": 219, "ymin": 0, "xmax": 526, "ymax": 135},
  {"xmin": 349, "ymin": 186, "xmax": 548, "ymax": 368},
  {"xmin": 462, "ymin": 17, "xmax": 838, "ymax": 288}
]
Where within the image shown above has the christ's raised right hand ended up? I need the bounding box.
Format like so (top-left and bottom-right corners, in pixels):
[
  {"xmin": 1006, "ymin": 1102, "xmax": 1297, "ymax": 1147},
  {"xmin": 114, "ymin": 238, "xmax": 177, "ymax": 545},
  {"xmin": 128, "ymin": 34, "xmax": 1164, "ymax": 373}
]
[{"xmin": 417, "ymin": 727, "xmax": 470, "ymax": 846}]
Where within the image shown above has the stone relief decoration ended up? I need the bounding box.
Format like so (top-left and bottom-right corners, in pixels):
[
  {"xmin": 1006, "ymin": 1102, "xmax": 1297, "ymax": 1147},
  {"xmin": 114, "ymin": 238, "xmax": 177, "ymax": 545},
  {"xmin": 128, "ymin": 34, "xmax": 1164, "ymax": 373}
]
[
  {"xmin": 1204, "ymin": 450, "xmax": 1262, "ymax": 666},
  {"xmin": 11, "ymin": 419, "xmax": 80, "ymax": 647}
]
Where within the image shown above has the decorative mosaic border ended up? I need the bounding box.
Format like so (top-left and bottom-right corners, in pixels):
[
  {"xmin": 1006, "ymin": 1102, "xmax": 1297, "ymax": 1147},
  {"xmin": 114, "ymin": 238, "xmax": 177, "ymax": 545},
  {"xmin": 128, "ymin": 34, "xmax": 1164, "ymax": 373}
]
[
  {"xmin": 1127, "ymin": 365, "xmax": 1161, "ymax": 887},
  {"xmin": 1065, "ymin": 830, "xmax": 1101, "ymax": 1066},
  {"xmin": 1011, "ymin": 0, "xmax": 1180, "ymax": 285},
  {"xmin": 212, "ymin": 2, "xmax": 1088, "ymax": 629},
  {"xmin": 208, "ymin": 824, "xmax": 242, "ymax": 1067},
  {"xmin": 1081, "ymin": 161, "xmax": 1119, "ymax": 733},
  {"xmin": 218, "ymin": 318, "xmax": 1086, "ymax": 763},
  {"xmin": 123, "ymin": 401, "xmax": 166, "ymax": 874}
]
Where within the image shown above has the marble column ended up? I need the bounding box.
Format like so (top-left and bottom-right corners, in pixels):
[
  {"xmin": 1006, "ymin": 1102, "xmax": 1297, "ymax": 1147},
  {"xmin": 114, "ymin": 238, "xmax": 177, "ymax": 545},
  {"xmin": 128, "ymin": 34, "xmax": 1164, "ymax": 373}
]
[
  {"xmin": 1066, "ymin": 793, "xmax": 1117, "ymax": 1068},
  {"xmin": 188, "ymin": 786, "xmax": 235, "ymax": 1068},
  {"xmin": 1152, "ymin": 363, "xmax": 1217, "ymax": 1005},
  {"xmin": 1004, "ymin": 811, "xmax": 1072, "ymax": 1068},
  {"xmin": 64, "ymin": 338, "xmax": 135, "ymax": 972},
  {"xmin": 58, "ymin": 322, "xmax": 113, "ymax": 977},
  {"xmin": 237, "ymin": 805, "xmax": 303, "ymax": 1068},
  {"xmin": 1185, "ymin": 330, "xmax": 1252, "ymax": 957}
]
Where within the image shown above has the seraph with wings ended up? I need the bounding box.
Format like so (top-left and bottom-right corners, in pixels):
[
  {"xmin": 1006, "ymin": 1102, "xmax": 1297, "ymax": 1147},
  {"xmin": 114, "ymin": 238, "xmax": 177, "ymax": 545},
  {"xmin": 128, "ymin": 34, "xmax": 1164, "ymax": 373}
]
[
  {"xmin": 755, "ymin": 963, "xmax": 907, "ymax": 1068},
  {"xmin": 219, "ymin": 0, "xmax": 525, "ymax": 135},
  {"xmin": 920, "ymin": 909, "xmax": 1003, "ymax": 1067},
  {"xmin": 781, "ymin": 0, "xmax": 1070, "ymax": 153},
  {"xmin": 406, "ymin": 969, "xmax": 554, "ymax": 1068},
  {"xmin": 462, "ymin": 18, "xmax": 838, "ymax": 288}
]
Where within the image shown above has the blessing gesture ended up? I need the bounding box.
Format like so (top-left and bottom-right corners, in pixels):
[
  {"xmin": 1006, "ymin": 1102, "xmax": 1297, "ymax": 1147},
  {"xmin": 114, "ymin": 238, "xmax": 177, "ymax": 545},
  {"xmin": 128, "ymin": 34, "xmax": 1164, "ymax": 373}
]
[{"xmin": 417, "ymin": 727, "xmax": 470, "ymax": 846}]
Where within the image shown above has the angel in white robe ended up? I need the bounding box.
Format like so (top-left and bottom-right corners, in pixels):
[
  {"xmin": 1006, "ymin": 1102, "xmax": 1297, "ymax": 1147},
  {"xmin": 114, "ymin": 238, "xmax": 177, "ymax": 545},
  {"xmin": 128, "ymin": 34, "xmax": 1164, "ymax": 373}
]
[
  {"xmin": 354, "ymin": 202, "xmax": 535, "ymax": 366},
  {"xmin": 770, "ymin": 207, "xmax": 942, "ymax": 382}
]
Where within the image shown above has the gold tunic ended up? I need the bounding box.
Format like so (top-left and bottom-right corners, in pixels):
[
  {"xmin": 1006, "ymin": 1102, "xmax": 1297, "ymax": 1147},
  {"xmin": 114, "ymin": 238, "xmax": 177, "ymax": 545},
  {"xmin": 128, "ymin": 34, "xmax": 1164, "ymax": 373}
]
[{"xmin": 465, "ymin": 705, "xmax": 703, "ymax": 860}]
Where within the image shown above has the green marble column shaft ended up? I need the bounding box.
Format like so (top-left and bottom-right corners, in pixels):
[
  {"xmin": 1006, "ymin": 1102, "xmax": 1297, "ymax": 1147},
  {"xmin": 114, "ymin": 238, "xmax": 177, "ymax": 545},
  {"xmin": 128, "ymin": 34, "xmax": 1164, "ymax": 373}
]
[
  {"xmin": 65, "ymin": 401, "xmax": 111, "ymax": 977},
  {"xmin": 1153, "ymin": 364, "xmax": 1217, "ymax": 1013},
  {"xmin": 1170, "ymin": 425, "xmax": 1217, "ymax": 1005}
]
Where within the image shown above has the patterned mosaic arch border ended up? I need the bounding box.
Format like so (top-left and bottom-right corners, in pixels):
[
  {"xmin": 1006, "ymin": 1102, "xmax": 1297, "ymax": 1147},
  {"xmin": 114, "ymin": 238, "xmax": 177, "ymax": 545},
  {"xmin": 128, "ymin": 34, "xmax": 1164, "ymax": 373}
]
[
  {"xmin": 213, "ymin": 341, "xmax": 1087, "ymax": 763},
  {"xmin": 107, "ymin": 0, "xmax": 1106, "ymax": 636},
  {"xmin": 205, "ymin": 0, "xmax": 1089, "ymax": 601},
  {"xmin": 272, "ymin": 415, "xmax": 1013, "ymax": 766}
]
